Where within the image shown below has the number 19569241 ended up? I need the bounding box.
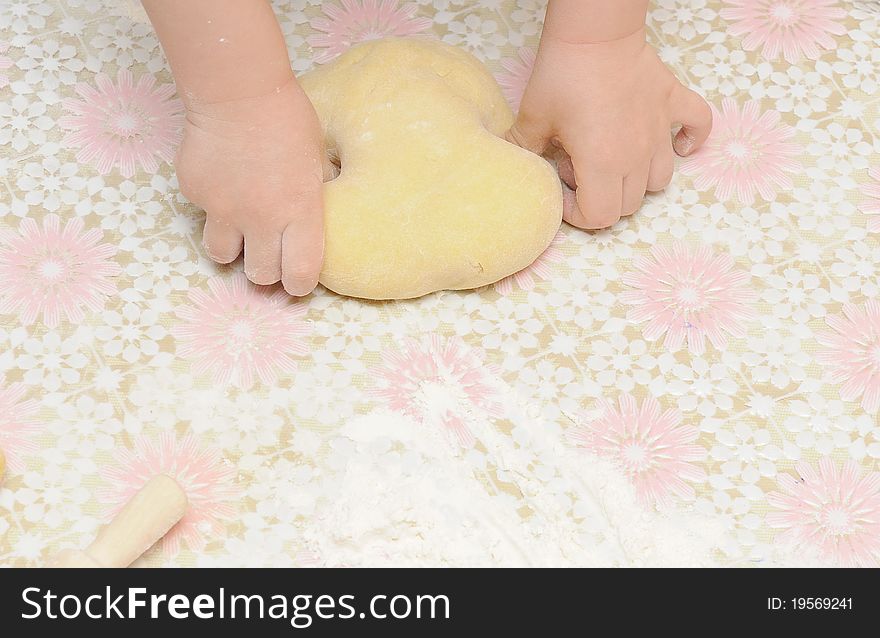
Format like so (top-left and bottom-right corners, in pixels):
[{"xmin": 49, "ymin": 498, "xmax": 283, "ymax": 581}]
[{"xmin": 768, "ymin": 597, "xmax": 853, "ymax": 611}]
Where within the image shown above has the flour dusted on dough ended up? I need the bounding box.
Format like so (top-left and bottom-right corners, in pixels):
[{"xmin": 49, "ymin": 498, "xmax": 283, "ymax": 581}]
[{"xmin": 299, "ymin": 38, "xmax": 563, "ymax": 300}]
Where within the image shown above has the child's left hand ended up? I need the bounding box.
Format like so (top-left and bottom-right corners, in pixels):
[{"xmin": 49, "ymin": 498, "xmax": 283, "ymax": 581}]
[{"xmin": 507, "ymin": 28, "xmax": 713, "ymax": 230}]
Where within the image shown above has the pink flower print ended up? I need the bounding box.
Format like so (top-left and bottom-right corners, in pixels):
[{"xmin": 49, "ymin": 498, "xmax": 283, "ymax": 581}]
[
  {"xmin": 497, "ymin": 47, "xmax": 536, "ymax": 112},
  {"xmin": 767, "ymin": 458, "xmax": 880, "ymax": 567},
  {"xmin": 816, "ymin": 300, "xmax": 880, "ymax": 414},
  {"xmin": 0, "ymin": 383, "xmax": 39, "ymax": 474},
  {"xmin": 371, "ymin": 335, "xmax": 503, "ymax": 447},
  {"xmin": 99, "ymin": 432, "xmax": 238, "ymax": 558},
  {"xmin": 862, "ymin": 167, "xmax": 880, "ymax": 233},
  {"xmin": 570, "ymin": 394, "xmax": 707, "ymax": 507},
  {"xmin": 60, "ymin": 69, "xmax": 184, "ymax": 178},
  {"xmin": 680, "ymin": 98, "xmax": 801, "ymax": 205},
  {"xmin": 0, "ymin": 214, "xmax": 121, "ymax": 328},
  {"xmin": 0, "ymin": 42, "xmax": 12, "ymax": 89},
  {"xmin": 172, "ymin": 273, "xmax": 310, "ymax": 390},
  {"xmin": 720, "ymin": 0, "xmax": 846, "ymax": 64},
  {"xmin": 494, "ymin": 231, "xmax": 565, "ymax": 296},
  {"xmin": 621, "ymin": 242, "xmax": 757, "ymax": 355},
  {"xmin": 308, "ymin": 0, "xmax": 433, "ymax": 64}
]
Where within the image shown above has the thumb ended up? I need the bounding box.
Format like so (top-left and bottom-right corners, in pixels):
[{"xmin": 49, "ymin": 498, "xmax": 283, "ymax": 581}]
[
  {"xmin": 670, "ymin": 85, "xmax": 713, "ymax": 157},
  {"xmin": 505, "ymin": 112, "xmax": 552, "ymax": 157}
]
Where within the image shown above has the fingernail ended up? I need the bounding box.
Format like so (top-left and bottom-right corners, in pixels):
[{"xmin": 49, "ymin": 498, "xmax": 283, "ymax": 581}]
[
  {"xmin": 676, "ymin": 131, "xmax": 696, "ymax": 155},
  {"xmin": 284, "ymin": 277, "xmax": 319, "ymax": 297}
]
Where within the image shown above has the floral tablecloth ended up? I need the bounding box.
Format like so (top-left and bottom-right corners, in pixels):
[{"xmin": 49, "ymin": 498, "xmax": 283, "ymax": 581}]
[{"xmin": 1, "ymin": 0, "xmax": 879, "ymax": 567}]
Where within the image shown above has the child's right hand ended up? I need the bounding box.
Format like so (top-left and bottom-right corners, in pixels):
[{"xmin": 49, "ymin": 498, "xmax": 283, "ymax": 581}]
[{"xmin": 176, "ymin": 77, "xmax": 326, "ymax": 296}]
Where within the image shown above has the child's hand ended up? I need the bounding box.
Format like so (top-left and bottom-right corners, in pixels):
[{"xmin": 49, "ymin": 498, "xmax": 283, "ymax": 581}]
[
  {"xmin": 177, "ymin": 78, "xmax": 326, "ymax": 296},
  {"xmin": 507, "ymin": 28, "xmax": 712, "ymax": 230}
]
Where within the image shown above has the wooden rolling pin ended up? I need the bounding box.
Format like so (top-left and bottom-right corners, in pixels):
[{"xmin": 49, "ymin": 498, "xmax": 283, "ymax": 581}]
[{"xmin": 50, "ymin": 474, "xmax": 188, "ymax": 567}]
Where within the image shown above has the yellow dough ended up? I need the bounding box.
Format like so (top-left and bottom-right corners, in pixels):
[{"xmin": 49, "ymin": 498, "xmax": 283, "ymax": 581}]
[{"xmin": 300, "ymin": 38, "xmax": 563, "ymax": 300}]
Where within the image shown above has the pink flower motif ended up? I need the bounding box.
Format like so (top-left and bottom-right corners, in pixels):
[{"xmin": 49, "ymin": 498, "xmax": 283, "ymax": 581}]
[
  {"xmin": 862, "ymin": 167, "xmax": 880, "ymax": 233},
  {"xmin": 99, "ymin": 432, "xmax": 238, "ymax": 558},
  {"xmin": 0, "ymin": 42, "xmax": 12, "ymax": 89},
  {"xmin": 494, "ymin": 231, "xmax": 565, "ymax": 296},
  {"xmin": 720, "ymin": 0, "xmax": 846, "ymax": 64},
  {"xmin": 308, "ymin": 0, "xmax": 433, "ymax": 64},
  {"xmin": 60, "ymin": 69, "xmax": 184, "ymax": 178},
  {"xmin": 0, "ymin": 383, "xmax": 39, "ymax": 474},
  {"xmin": 496, "ymin": 46, "xmax": 536, "ymax": 112},
  {"xmin": 816, "ymin": 300, "xmax": 880, "ymax": 414},
  {"xmin": 621, "ymin": 242, "xmax": 757, "ymax": 355},
  {"xmin": 371, "ymin": 335, "xmax": 503, "ymax": 447},
  {"xmin": 767, "ymin": 458, "xmax": 880, "ymax": 567},
  {"xmin": 570, "ymin": 394, "xmax": 707, "ymax": 507},
  {"xmin": 0, "ymin": 214, "xmax": 121, "ymax": 328},
  {"xmin": 172, "ymin": 273, "xmax": 310, "ymax": 390},
  {"xmin": 680, "ymin": 98, "xmax": 801, "ymax": 205}
]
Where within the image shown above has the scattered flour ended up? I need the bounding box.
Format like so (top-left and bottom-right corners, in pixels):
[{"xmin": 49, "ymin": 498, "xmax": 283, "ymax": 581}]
[{"xmin": 299, "ymin": 410, "xmax": 732, "ymax": 567}]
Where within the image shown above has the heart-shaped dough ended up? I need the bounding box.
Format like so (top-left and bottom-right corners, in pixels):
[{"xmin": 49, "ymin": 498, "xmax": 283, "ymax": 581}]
[{"xmin": 300, "ymin": 38, "xmax": 563, "ymax": 300}]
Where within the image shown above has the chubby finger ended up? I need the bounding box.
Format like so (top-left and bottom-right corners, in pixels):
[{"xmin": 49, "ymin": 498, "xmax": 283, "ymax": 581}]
[
  {"xmin": 647, "ymin": 136, "xmax": 675, "ymax": 192},
  {"xmin": 554, "ymin": 148, "xmax": 577, "ymax": 191},
  {"xmin": 552, "ymin": 147, "xmax": 592, "ymax": 227},
  {"xmin": 243, "ymin": 230, "xmax": 282, "ymax": 286},
  {"xmin": 202, "ymin": 216, "xmax": 243, "ymax": 264},
  {"xmin": 670, "ymin": 84, "xmax": 713, "ymax": 157},
  {"xmin": 622, "ymin": 165, "xmax": 650, "ymax": 216},
  {"xmin": 505, "ymin": 111, "xmax": 552, "ymax": 156},
  {"xmin": 566, "ymin": 145, "xmax": 624, "ymax": 229},
  {"xmin": 561, "ymin": 181, "xmax": 580, "ymax": 223},
  {"xmin": 282, "ymin": 189, "xmax": 324, "ymax": 297}
]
